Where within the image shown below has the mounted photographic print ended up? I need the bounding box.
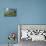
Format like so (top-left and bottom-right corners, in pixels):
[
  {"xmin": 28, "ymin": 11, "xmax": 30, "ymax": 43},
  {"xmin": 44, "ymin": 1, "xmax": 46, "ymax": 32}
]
[
  {"xmin": 18, "ymin": 24, "xmax": 46, "ymax": 41},
  {"xmin": 4, "ymin": 8, "xmax": 16, "ymax": 17}
]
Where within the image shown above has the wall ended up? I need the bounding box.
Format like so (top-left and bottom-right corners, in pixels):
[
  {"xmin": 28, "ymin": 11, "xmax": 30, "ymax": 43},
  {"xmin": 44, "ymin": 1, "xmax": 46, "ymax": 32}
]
[{"xmin": 0, "ymin": 0, "xmax": 46, "ymax": 44}]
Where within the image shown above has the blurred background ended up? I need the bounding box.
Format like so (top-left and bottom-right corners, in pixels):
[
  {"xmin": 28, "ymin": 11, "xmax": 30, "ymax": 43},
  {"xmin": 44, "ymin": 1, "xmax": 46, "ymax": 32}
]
[{"xmin": 0, "ymin": 0, "xmax": 46, "ymax": 46}]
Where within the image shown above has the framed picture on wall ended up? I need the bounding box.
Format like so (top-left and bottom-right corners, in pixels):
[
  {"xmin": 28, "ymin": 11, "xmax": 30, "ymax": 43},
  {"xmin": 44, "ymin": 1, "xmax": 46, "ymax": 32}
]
[
  {"xmin": 4, "ymin": 8, "xmax": 16, "ymax": 17},
  {"xmin": 18, "ymin": 24, "xmax": 46, "ymax": 41}
]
